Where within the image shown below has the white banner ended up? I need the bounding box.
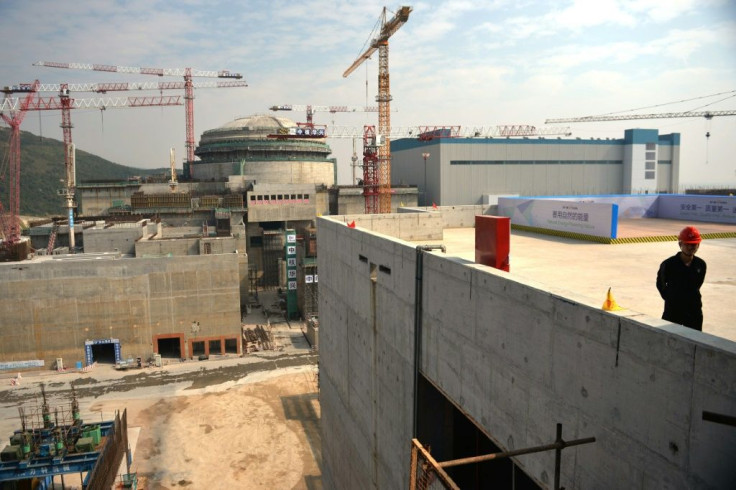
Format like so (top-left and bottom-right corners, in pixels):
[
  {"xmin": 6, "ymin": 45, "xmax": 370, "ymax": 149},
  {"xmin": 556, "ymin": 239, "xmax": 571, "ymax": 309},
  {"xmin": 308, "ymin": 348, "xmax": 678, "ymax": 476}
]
[{"xmin": 498, "ymin": 198, "xmax": 617, "ymax": 238}]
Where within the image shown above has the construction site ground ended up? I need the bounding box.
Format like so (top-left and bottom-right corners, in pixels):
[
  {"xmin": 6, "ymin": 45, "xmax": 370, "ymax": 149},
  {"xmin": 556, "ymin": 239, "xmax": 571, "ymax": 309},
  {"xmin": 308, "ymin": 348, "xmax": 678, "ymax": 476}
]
[{"xmin": 0, "ymin": 290, "xmax": 321, "ymax": 490}]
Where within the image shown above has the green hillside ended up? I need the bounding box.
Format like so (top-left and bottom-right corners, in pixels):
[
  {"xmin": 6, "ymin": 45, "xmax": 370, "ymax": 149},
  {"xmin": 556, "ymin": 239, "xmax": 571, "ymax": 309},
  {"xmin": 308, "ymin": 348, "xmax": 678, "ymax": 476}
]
[{"xmin": 0, "ymin": 127, "xmax": 165, "ymax": 216}]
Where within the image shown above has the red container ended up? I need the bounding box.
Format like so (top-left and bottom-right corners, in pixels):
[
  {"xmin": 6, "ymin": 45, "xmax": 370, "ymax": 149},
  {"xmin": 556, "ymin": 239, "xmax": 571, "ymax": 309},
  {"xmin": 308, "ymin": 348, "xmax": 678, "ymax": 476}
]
[{"xmin": 475, "ymin": 215, "xmax": 510, "ymax": 272}]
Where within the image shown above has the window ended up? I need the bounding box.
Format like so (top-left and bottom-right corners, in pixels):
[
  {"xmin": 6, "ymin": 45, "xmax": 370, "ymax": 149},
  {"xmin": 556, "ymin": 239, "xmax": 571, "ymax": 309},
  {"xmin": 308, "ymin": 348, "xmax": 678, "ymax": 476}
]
[
  {"xmin": 646, "ymin": 143, "xmax": 656, "ymax": 151},
  {"xmin": 645, "ymin": 171, "xmax": 655, "ymax": 180},
  {"xmin": 646, "ymin": 151, "xmax": 656, "ymax": 160},
  {"xmin": 645, "ymin": 161, "xmax": 655, "ymax": 170}
]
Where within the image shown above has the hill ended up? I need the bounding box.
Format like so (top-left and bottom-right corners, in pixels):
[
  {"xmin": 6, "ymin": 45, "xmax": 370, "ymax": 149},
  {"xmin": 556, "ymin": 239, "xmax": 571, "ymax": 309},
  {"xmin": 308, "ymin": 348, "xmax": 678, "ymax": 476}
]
[{"xmin": 0, "ymin": 127, "xmax": 165, "ymax": 216}]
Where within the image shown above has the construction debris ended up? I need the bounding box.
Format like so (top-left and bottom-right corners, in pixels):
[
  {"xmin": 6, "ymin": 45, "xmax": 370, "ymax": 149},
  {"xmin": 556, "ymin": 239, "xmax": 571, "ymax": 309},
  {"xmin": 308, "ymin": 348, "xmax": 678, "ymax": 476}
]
[{"xmin": 242, "ymin": 324, "xmax": 276, "ymax": 353}]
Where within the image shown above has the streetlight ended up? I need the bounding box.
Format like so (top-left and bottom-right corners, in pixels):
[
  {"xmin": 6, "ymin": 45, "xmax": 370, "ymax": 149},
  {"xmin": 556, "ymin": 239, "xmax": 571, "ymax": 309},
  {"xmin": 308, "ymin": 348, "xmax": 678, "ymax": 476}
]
[{"xmin": 421, "ymin": 152, "xmax": 430, "ymax": 206}]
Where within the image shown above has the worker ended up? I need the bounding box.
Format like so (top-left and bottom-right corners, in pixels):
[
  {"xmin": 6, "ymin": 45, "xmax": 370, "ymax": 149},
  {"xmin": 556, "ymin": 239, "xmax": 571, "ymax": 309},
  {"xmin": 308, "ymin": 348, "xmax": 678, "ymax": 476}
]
[{"xmin": 656, "ymin": 226, "xmax": 707, "ymax": 331}]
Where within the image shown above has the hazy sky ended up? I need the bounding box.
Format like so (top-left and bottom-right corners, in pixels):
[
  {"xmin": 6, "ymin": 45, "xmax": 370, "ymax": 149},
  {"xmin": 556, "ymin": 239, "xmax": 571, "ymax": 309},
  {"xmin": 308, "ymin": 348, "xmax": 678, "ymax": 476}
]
[{"xmin": 1, "ymin": 0, "xmax": 735, "ymax": 189}]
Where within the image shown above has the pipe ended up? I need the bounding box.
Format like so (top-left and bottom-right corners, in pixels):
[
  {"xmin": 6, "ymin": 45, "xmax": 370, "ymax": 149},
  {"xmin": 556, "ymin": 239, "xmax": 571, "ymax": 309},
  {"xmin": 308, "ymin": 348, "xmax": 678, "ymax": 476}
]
[{"xmin": 438, "ymin": 434, "xmax": 596, "ymax": 469}]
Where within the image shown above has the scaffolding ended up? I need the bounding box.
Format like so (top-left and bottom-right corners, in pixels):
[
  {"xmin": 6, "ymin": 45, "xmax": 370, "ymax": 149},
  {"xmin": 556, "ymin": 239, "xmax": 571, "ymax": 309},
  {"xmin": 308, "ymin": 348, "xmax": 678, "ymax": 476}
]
[
  {"xmin": 298, "ymin": 260, "xmax": 318, "ymax": 319},
  {"xmin": 261, "ymin": 230, "xmax": 284, "ymax": 290},
  {"xmin": 409, "ymin": 424, "xmax": 595, "ymax": 490}
]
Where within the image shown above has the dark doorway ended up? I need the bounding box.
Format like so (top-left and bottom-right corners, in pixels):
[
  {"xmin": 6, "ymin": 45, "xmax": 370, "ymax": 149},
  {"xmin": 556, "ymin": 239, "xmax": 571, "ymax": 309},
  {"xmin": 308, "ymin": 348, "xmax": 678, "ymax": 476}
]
[
  {"xmin": 416, "ymin": 374, "xmax": 541, "ymax": 489},
  {"xmin": 90, "ymin": 343, "xmax": 116, "ymax": 364},
  {"xmin": 157, "ymin": 337, "xmax": 182, "ymax": 359},
  {"xmin": 192, "ymin": 341, "xmax": 205, "ymax": 357},
  {"xmin": 224, "ymin": 338, "xmax": 238, "ymax": 354},
  {"xmin": 208, "ymin": 339, "xmax": 222, "ymax": 355}
]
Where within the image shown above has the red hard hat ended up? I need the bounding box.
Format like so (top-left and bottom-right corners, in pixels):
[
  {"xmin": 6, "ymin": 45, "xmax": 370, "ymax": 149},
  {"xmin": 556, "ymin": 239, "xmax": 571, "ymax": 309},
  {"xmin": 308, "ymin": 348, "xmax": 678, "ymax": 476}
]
[{"xmin": 678, "ymin": 226, "xmax": 701, "ymax": 244}]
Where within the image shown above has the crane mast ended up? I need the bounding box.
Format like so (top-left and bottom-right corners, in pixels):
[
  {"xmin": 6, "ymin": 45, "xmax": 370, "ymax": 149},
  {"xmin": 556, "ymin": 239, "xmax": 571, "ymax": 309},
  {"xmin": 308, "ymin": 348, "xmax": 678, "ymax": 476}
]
[
  {"xmin": 344, "ymin": 6, "xmax": 411, "ymax": 214},
  {"xmin": 0, "ymin": 80, "xmax": 39, "ymax": 251}
]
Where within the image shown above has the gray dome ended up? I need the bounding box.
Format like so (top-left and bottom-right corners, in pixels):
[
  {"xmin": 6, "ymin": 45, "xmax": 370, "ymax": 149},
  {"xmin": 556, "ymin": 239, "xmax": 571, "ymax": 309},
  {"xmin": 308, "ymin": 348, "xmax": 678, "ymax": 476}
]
[
  {"xmin": 194, "ymin": 113, "xmax": 333, "ymax": 170},
  {"xmin": 219, "ymin": 114, "xmax": 297, "ymax": 132}
]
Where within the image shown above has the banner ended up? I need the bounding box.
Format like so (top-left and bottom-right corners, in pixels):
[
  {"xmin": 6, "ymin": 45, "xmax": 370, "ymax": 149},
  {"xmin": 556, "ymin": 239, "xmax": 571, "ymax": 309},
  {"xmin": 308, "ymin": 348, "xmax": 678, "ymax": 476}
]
[
  {"xmin": 657, "ymin": 195, "xmax": 736, "ymax": 224},
  {"xmin": 498, "ymin": 198, "xmax": 617, "ymax": 238}
]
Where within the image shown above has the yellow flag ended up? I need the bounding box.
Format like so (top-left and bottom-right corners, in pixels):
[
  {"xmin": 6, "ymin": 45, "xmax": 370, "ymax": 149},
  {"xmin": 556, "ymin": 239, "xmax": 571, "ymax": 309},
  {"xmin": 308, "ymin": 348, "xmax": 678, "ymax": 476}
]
[{"xmin": 602, "ymin": 287, "xmax": 624, "ymax": 311}]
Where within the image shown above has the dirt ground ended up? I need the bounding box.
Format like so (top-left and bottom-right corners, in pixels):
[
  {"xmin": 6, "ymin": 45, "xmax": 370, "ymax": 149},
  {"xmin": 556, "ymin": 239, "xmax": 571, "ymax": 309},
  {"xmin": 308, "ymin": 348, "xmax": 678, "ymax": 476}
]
[
  {"xmin": 0, "ymin": 294, "xmax": 322, "ymax": 489},
  {"xmin": 101, "ymin": 368, "xmax": 320, "ymax": 489},
  {"xmin": 1, "ymin": 360, "xmax": 321, "ymax": 490}
]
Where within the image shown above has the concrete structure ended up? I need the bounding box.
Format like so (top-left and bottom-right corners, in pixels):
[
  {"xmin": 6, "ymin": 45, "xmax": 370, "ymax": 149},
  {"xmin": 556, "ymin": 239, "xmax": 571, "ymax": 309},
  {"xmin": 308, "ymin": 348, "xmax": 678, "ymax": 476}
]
[
  {"xmin": 0, "ymin": 254, "xmax": 242, "ymax": 367},
  {"xmin": 317, "ymin": 208, "xmax": 736, "ymax": 489},
  {"xmin": 391, "ymin": 129, "xmax": 681, "ymax": 206},
  {"xmin": 73, "ymin": 114, "xmax": 373, "ymax": 302},
  {"xmin": 329, "ymin": 185, "xmax": 418, "ymax": 215}
]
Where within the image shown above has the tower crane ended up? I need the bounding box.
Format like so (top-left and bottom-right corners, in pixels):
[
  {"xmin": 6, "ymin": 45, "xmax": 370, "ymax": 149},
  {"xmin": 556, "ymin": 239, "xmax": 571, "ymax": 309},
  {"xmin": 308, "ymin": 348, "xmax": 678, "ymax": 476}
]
[
  {"xmin": 1, "ymin": 88, "xmax": 182, "ymax": 256},
  {"xmin": 0, "ymin": 80, "xmax": 39, "ymax": 253},
  {"xmin": 33, "ymin": 60, "xmax": 247, "ymax": 175},
  {"xmin": 344, "ymin": 6, "xmax": 411, "ymax": 214},
  {"xmin": 545, "ymin": 110, "xmax": 736, "ymax": 124},
  {"xmin": 324, "ymin": 124, "xmax": 572, "ymax": 139},
  {"xmin": 546, "ymin": 108, "xmax": 736, "ymax": 166},
  {"xmin": 269, "ymin": 104, "xmax": 379, "ymax": 126}
]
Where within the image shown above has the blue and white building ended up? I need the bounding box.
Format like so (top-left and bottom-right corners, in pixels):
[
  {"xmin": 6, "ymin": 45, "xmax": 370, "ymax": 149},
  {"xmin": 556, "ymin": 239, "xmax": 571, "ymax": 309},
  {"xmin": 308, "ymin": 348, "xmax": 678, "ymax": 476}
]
[{"xmin": 390, "ymin": 129, "xmax": 681, "ymax": 205}]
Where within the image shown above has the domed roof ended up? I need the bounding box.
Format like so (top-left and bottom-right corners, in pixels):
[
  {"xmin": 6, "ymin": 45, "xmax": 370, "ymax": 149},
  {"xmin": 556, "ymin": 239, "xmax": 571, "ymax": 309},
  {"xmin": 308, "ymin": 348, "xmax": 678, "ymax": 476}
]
[{"xmin": 219, "ymin": 113, "xmax": 296, "ymax": 131}]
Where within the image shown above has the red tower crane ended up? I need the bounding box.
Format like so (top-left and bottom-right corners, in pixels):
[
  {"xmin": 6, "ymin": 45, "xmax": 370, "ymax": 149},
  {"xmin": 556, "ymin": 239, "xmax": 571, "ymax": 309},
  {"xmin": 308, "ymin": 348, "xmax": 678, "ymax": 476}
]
[
  {"xmin": 0, "ymin": 80, "xmax": 39, "ymax": 250},
  {"xmin": 344, "ymin": 6, "xmax": 412, "ymax": 214},
  {"xmin": 1, "ymin": 88, "xmax": 182, "ymax": 256},
  {"xmin": 33, "ymin": 61, "xmax": 247, "ymax": 174}
]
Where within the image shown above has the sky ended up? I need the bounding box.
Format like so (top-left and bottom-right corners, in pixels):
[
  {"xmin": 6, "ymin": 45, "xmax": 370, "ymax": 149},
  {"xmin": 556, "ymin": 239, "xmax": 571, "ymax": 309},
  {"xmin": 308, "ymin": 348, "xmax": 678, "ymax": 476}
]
[{"xmin": 1, "ymin": 0, "xmax": 735, "ymax": 189}]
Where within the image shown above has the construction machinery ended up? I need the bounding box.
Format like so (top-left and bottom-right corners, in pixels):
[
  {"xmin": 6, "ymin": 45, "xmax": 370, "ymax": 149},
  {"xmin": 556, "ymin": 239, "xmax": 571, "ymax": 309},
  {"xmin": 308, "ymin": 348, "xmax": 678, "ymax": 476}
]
[
  {"xmin": 0, "ymin": 80, "xmax": 39, "ymax": 255},
  {"xmin": 325, "ymin": 124, "xmax": 572, "ymax": 139},
  {"xmin": 344, "ymin": 6, "xmax": 412, "ymax": 214},
  {"xmin": 33, "ymin": 60, "xmax": 247, "ymax": 175},
  {"xmin": 269, "ymin": 104, "xmax": 379, "ymax": 126},
  {"xmin": 168, "ymin": 147, "xmax": 178, "ymax": 191},
  {"xmin": 546, "ymin": 93, "xmax": 736, "ymax": 165},
  {"xmin": 1, "ymin": 88, "xmax": 182, "ymax": 257},
  {"xmin": 545, "ymin": 109, "xmax": 736, "ymax": 124}
]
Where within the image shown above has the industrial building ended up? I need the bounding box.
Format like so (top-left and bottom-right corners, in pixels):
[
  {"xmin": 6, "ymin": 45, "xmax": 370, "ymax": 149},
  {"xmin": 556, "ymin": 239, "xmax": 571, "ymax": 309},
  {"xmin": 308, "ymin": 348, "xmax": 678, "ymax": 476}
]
[
  {"xmin": 316, "ymin": 207, "xmax": 736, "ymax": 489},
  {"xmin": 391, "ymin": 128, "xmax": 681, "ymax": 206}
]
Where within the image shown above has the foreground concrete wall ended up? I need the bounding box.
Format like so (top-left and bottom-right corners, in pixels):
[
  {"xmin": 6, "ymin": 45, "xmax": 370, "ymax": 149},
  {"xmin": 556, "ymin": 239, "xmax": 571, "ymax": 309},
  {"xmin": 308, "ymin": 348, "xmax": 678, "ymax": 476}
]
[
  {"xmin": 0, "ymin": 255, "xmax": 242, "ymax": 368},
  {"xmin": 318, "ymin": 217, "xmax": 418, "ymax": 489},
  {"xmin": 318, "ymin": 216, "xmax": 736, "ymax": 489}
]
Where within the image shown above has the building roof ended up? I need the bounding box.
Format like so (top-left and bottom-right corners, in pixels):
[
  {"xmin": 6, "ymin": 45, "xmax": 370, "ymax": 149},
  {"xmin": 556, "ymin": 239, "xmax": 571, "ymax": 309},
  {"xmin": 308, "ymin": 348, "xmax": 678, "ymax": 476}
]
[{"xmin": 415, "ymin": 218, "xmax": 736, "ymax": 342}]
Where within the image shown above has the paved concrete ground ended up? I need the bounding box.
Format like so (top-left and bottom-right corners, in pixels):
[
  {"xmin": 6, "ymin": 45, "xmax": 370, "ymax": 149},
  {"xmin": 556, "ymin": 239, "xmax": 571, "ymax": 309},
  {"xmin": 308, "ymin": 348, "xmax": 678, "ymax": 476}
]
[{"xmin": 425, "ymin": 219, "xmax": 736, "ymax": 342}]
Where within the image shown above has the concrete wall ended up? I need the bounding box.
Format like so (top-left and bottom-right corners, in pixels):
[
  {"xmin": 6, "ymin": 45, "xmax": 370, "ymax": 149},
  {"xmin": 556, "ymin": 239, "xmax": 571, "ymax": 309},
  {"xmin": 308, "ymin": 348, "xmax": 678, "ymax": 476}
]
[
  {"xmin": 317, "ymin": 215, "xmax": 736, "ymax": 489},
  {"xmin": 329, "ymin": 213, "xmax": 444, "ymax": 241},
  {"xmin": 83, "ymin": 224, "xmax": 146, "ymax": 255},
  {"xmin": 0, "ymin": 254, "xmax": 242, "ymax": 368}
]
